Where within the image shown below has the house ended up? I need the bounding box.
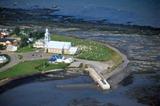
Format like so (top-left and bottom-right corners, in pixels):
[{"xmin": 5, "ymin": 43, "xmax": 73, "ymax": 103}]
[
  {"xmin": 48, "ymin": 54, "xmax": 65, "ymax": 63},
  {"xmin": 6, "ymin": 45, "xmax": 17, "ymax": 51},
  {"xmin": 33, "ymin": 39, "xmax": 44, "ymax": 48},
  {"xmin": 0, "ymin": 32, "xmax": 9, "ymax": 38},
  {"xmin": 0, "ymin": 38, "xmax": 18, "ymax": 51},
  {"xmin": 48, "ymin": 54, "xmax": 73, "ymax": 64},
  {"xmin": 0, "ymin": 38, "xmax": 18, "ymax": 46}
]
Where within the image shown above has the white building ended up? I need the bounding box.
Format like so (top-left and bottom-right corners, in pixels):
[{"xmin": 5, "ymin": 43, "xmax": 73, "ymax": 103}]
[
  {"xmin": 33, "ymin": 28, "xmax": 78, "ymax": 55},
  {"xmin": 6, "ymin": 45, "xmax": 17, "ymax": 52},
  {"xmin": 0, "ymin": 56, "xmax": 7, "ymax": 63},
  {"xmin": 46, "ymin": 41, "xmax": 71, "ymax": 54},
  {"xmin": 33, "ymin": 39, "xmax": 44, "ymax": 48}
]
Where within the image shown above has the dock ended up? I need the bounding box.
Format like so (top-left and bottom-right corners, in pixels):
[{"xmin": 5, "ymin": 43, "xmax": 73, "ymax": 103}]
[{"xmin": 85, "ymin": 67, "xmax": 110, "ymax": 90}]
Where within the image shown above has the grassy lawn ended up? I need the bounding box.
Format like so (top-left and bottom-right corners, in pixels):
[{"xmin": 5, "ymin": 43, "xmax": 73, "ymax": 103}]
[
  {"xmin": 51, "ymin": 35, "xmax": 122, "ymax": 63},
  {"xmin": 17, "ymin": 45, "xmax": 36, "ymax": 53},
  {"xmin": 17, "ymin": 34, "xmax": 122, "ymax": 63},
  {"xmin": 0, "ymin": 59, "xmax": 68, "ymax": 80}
]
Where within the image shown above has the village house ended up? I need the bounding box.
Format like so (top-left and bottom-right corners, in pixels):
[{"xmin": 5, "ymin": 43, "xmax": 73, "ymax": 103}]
[
  {"xmin": 0, "ymin": 38, "xmax": 18, "ymax": 46},
  {"xmin": 0, "ymin": 32, "xmax": 9, "ymax": 38},
  {"xmin": 33, "ymin": 39, "xmax": 44, "ymax": 48},
  {"xmin": 0, "ymin": 38, "xmax": 18, "ymax": 51}
]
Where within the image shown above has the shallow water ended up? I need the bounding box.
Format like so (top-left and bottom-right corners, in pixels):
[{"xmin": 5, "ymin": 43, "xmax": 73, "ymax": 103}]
[
  {"xmin": 0, "ymin": 0, "xmax": 159, "ymax": 27},
  {"xmin": 0, "ymin": 75, "xmax": 150, "ymax": 106}
]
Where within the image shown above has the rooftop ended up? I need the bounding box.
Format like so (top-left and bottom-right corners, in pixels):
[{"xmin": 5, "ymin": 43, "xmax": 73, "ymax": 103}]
[
  {"xmin": 46, "ymin": 41, "xmax": 71, "ymax": 49},
  {"xmin": 0, "ymin": 38, "xmax": 16, "ymax": 42}
]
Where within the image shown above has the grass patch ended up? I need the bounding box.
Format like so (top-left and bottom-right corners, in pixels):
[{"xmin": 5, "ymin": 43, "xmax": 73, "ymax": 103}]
[
  {"xmin": 51, "ymin": 35, "xmax": 122, "ymax": 62},
  {"xmin": 17, "ymin": 45, "xmax": 36, "ymax": 53},
  {"xmin": 0, "ymin": 59, "xmax": 68, "ymax": 80}
]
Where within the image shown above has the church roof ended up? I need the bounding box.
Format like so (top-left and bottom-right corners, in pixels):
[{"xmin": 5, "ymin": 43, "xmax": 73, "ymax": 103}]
[{"xmin": 46, "ymin": 41, "xmax": 71, "ymax": 49}]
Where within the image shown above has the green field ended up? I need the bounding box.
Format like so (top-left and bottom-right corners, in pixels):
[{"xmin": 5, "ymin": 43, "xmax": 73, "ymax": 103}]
[
  {"xmin": 0, "ymin": 35, "xmax": 123, "ymax": 80},
  {"xmin": 0, "ymin": 59, "xmax": 68, "ymax": 80},
  {"xmin": 51, "ymin": 35, "xmax": 122, "ymax": 63},
  {"xmin": 17, "ymin": 45, "xmax": 36, "ymax": 53}
]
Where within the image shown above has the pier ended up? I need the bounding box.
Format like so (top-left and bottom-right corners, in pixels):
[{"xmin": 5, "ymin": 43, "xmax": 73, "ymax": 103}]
[{"xmin": 85, "ymin": 67, "xmax": 110, "ymax": 90}]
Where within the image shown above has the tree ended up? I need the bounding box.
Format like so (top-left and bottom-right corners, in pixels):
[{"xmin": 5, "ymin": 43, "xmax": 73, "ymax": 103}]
[
  {"xmin": 0, "ymin": 44, "xmax": 6, "ymax": 50},
  {"xmin": 14, "ymin": 27, "xmax": 20, "ymax": 35},
  {"xmin": 29, "ymin": 31, "xmax": 44, "ymax": 40},
  {"xmin": 20, "ymin": 36, "xmax": 28, "ymax": 47}
]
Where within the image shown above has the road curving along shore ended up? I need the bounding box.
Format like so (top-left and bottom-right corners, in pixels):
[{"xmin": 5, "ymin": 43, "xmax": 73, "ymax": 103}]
[{"xmin": 0, "ymin": 36, "xmax": 129, "ymax": 90}]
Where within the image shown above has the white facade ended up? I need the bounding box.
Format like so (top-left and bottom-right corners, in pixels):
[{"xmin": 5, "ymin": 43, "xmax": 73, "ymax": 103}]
[
  {"xmin": 47, "ymin": 41, "xmax": 71, "ymax": 50},
  {"xmin": 46, "ymin": 41, "xmax": 78, "ymax": 54},
  {"xmin": 46, "ymin": 41, "xmax": 71, "ymax": 54},
  {"xmin": 6, "ymin": 45, "xmax": 17, "ymax": 51},
  {"xmin": 33, "ymin": 39, "xmax": 44, "ymax": 48}
]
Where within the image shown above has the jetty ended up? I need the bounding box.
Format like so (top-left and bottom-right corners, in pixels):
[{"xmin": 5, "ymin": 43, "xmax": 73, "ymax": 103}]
[{"xmin": 85, "ymin": 67, "xmax": 110, "ymax": 90}]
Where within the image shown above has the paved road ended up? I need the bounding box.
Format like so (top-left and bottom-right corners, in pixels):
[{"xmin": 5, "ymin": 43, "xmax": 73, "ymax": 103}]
[{"xmin": 0, "ymin": 50, "xmax": 52, "ymax": 72}]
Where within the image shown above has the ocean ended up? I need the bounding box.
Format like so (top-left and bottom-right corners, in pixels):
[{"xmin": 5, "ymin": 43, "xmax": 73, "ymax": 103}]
[{"xmin": 0, "ymin": 0, "xmax": 159, "ymax": 27}]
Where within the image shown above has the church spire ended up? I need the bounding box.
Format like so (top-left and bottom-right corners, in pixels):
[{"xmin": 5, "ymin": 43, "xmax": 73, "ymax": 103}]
[{"xmin": 44, "ymin": 28, "xmax": 50, "ymax": 43}]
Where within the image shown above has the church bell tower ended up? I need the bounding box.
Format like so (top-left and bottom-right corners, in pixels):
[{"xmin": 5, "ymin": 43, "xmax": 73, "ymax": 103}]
[{"xmin": 44, "ymin": 28, "xmax": 50, "ymax": 52}]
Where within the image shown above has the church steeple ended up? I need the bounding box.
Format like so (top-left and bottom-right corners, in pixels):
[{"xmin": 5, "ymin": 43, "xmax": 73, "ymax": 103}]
[{"xmin": 44, "ymin": 28, "xmax": 50, "ymax": 44}]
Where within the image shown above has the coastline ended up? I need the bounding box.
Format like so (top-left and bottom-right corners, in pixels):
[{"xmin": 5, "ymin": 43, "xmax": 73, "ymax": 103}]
[
  {"xmin": 0, "ymin": 69, "xmax": 85, "ymax": 94},
  {"xmin": 0, "ymin": 37, "xmax": 129, "ymax": 91},
  {"xmin": 103, "ymin": 42, "xmax": 129, "ymax": 87},
  {"xmin": 0, "ymin": 7, "xmax": 160, "ymax": 36},
  {"xmin": 0, "ymin": 69, "xmax": 62, "ymax": 87},
  {"xmin": 0, "ymin": 3, "xmax": 159, "ymax": 106}
]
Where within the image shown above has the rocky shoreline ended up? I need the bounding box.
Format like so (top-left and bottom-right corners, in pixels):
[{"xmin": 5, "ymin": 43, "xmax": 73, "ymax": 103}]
[
  {"xmin": 0, "ymin": 7, "xmax": 160, "ymax": 36},
  {"xmin": 0, "ymin": 69, "xmax": 86, "ymax": 94}
]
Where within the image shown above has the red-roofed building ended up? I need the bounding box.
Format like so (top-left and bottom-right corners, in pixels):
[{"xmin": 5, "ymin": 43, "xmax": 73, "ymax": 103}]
[{"xmin": 0, "ymin": 32, "xmax": 9, "ymax": 38}]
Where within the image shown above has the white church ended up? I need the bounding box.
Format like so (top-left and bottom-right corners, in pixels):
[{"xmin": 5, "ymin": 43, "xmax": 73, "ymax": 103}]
[{"xmin": 33, "ymin": 28, "xmax": 78, "ymax": 55}]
